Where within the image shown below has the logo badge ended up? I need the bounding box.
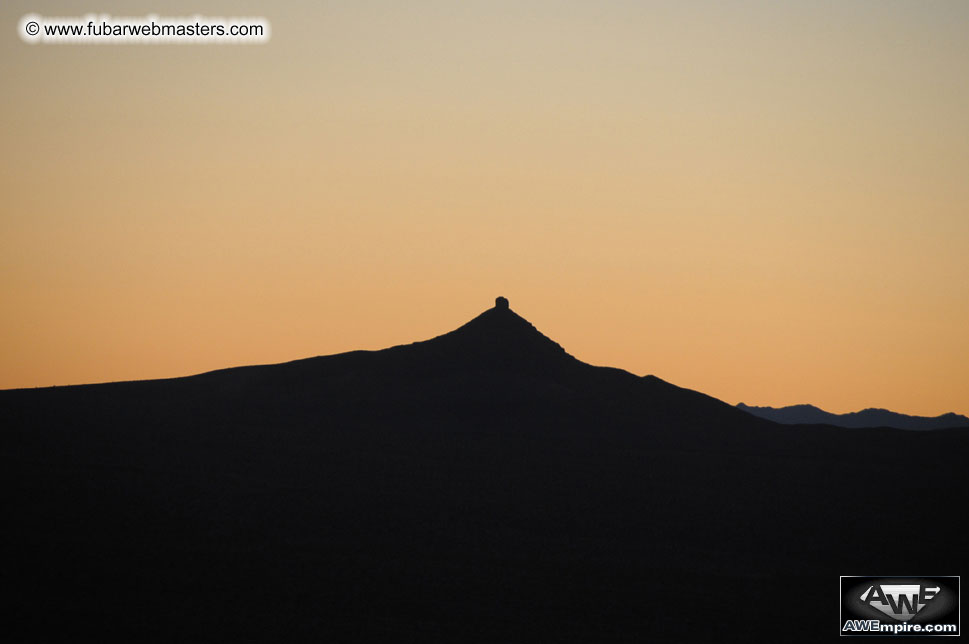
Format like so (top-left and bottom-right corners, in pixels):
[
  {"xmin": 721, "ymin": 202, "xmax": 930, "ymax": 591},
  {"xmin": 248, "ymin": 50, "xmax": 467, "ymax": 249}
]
[{"xmin": 841, "ymin": 576, "xmax": 959, "ymax": 636}]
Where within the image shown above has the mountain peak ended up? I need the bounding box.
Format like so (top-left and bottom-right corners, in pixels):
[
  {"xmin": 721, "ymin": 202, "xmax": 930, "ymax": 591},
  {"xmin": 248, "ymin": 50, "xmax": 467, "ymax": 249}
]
[{"xmin": 408, "ymin": 298, "xmax": 576, "ymax": 371}]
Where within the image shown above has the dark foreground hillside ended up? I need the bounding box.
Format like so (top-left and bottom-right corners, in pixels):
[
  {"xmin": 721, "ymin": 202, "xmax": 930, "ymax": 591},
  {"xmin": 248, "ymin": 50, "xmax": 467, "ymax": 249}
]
[{"xmin": 3, "ymin": 300, "xmax": 966, "ymax": 642}]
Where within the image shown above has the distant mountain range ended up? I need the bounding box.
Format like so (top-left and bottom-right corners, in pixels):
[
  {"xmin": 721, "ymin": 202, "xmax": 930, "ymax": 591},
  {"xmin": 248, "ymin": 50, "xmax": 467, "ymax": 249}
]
[
  {"xmin": 737, "ymin": 403, "xmax": 969, "ymax": 430},
  {"xmin": 3, "ymin": 297, "xmax": 967, "ymax": 642}
]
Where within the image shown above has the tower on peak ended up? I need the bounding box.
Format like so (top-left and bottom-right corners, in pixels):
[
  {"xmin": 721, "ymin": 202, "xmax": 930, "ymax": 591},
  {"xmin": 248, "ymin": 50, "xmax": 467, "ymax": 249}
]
[{"xmin": 495, "ymin": 296, "xmax": 509, "ymax": 310}]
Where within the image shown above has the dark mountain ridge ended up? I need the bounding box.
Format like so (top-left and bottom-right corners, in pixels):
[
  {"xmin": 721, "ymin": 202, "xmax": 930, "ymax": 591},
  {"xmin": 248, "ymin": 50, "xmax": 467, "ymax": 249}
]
[
  {"xmin": 737, "ymin": 402, "xmax": 969, "ymax": 430},
  {"xmin": 4, "ymin": 298, "xmax": 966, "ymax": 642}
]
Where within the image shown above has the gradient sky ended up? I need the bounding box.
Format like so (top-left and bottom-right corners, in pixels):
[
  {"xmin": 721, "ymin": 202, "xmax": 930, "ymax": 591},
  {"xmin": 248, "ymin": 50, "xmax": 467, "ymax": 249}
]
[{"xmin": 2, "ymin": 0, "xmax": 967, "ymax": 416}]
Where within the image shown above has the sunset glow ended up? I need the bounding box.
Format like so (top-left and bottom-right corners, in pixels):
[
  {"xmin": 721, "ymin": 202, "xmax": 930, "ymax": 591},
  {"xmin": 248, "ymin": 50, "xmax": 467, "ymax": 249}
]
[{"xmin": 2, "ymin": 0, "xmax": 967, "ymax": 415}]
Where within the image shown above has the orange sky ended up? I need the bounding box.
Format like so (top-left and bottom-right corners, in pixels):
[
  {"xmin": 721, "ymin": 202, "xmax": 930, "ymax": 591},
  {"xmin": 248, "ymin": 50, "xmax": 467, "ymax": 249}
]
[{"xmin": 2, "ymin": 0, "xmax": 967, "ymax": 416}]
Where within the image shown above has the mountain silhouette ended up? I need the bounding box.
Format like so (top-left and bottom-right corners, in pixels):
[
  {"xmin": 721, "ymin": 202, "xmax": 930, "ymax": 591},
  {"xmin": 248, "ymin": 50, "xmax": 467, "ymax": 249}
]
[
  {"xmin": 737, "ymin": 403, "xmax": 969, "ymax": 430},
  {"xmin": 3, "ymin": 298, "xmax": 967, "ymax": 642}
]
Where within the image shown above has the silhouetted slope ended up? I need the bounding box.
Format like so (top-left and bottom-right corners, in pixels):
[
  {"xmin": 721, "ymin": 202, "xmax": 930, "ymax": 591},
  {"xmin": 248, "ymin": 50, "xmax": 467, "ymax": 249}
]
[
  {"xmin": 737, "ymin": 402, "xmax": 969, "ymax": 430},
  {"xmin": 3, "ymin": 298, "xmax": 967, "ymax": 642}
]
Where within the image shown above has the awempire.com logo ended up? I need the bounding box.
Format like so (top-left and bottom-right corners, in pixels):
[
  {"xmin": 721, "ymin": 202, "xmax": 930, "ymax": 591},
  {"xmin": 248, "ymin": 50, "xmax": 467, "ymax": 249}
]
[{"xmin": 841, "ymin": 576, "xmax": 959, "ymax": 636}]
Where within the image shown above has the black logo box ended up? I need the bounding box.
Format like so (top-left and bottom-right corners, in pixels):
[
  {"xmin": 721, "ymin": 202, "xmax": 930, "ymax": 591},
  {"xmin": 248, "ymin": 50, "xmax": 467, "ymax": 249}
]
[{"xmin": 841, "ymin": 576, "xmax": 960, "ymax": 637}]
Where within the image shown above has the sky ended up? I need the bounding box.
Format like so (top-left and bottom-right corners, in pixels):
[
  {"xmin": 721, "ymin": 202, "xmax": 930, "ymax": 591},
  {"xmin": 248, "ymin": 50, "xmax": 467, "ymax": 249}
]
[{"xmin": 1, "ymin": 0, "xmax": 967, "ymax": 416}]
